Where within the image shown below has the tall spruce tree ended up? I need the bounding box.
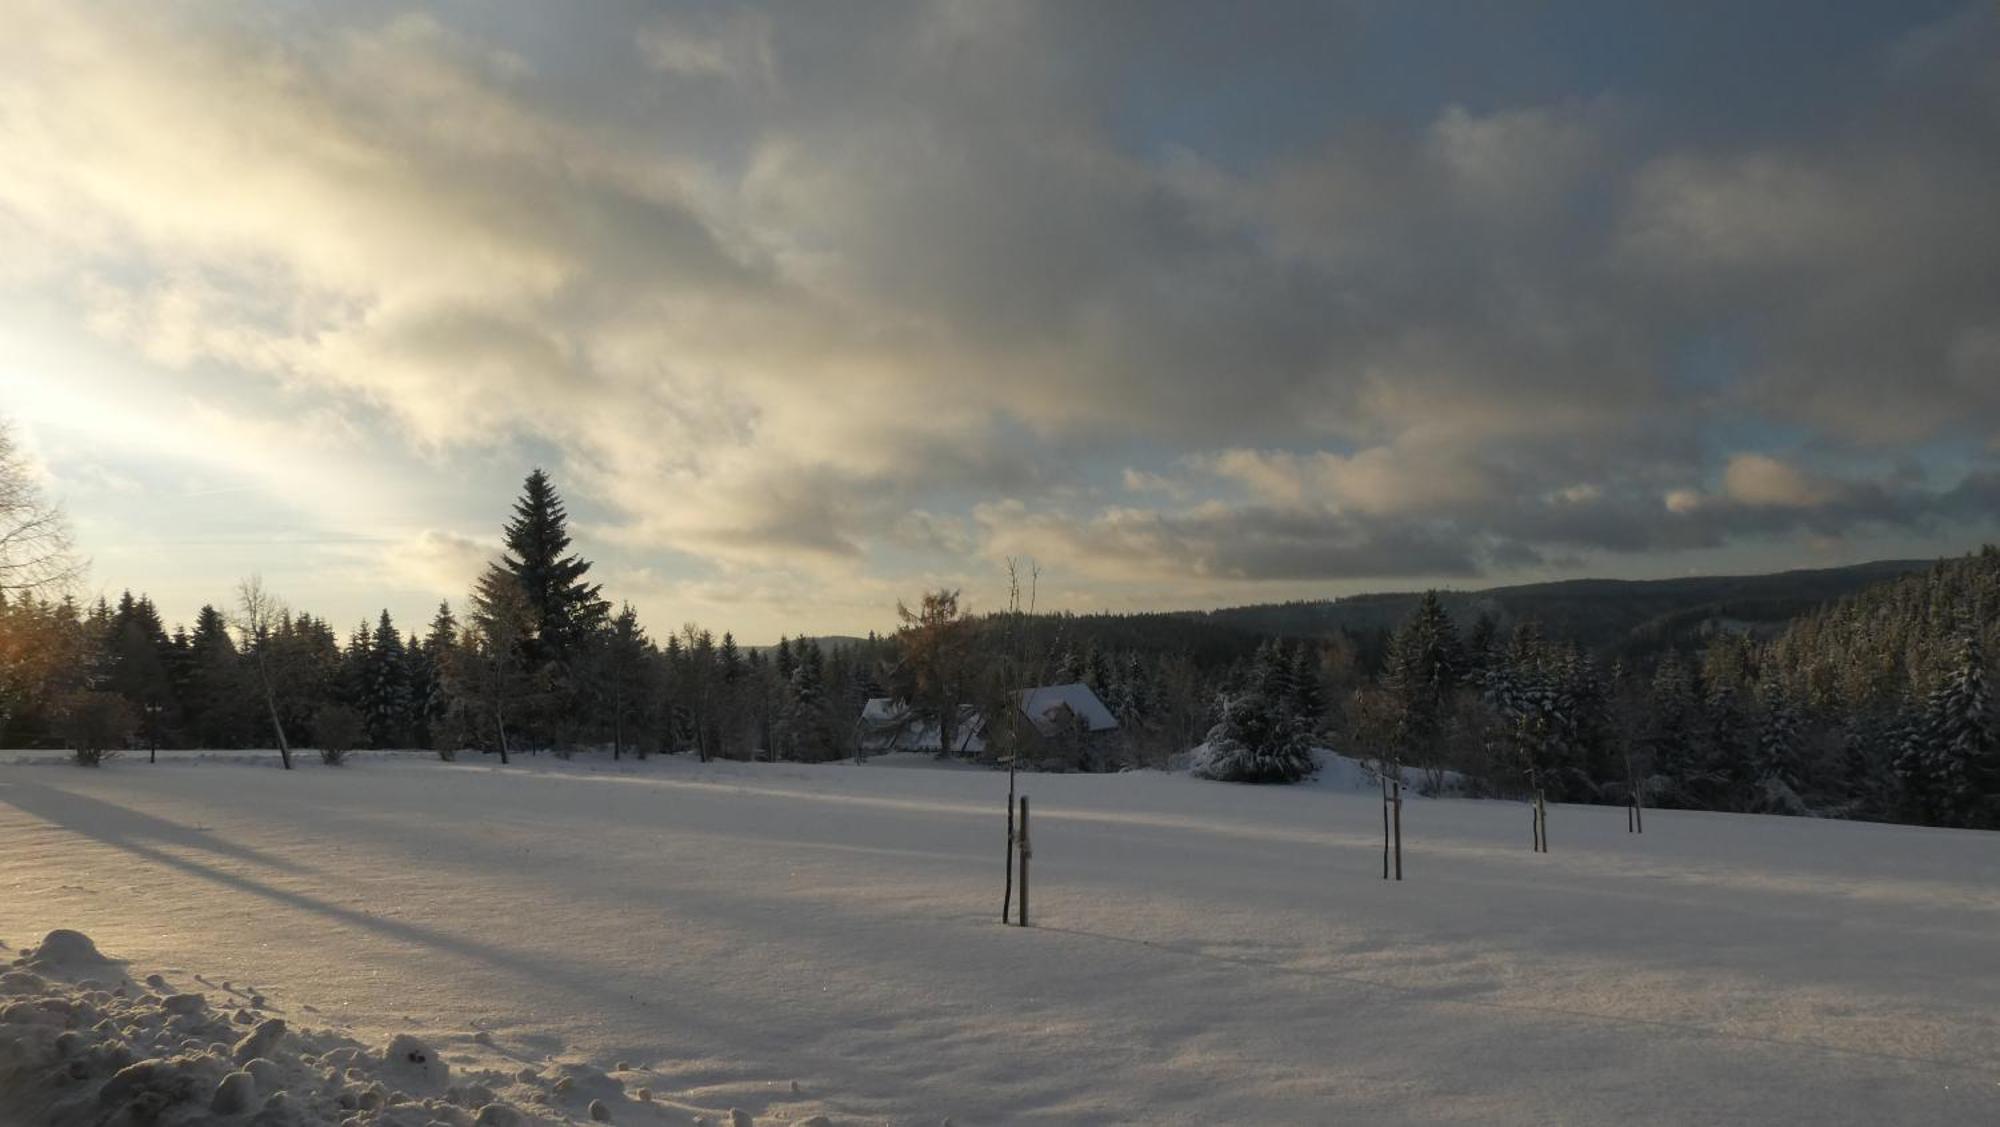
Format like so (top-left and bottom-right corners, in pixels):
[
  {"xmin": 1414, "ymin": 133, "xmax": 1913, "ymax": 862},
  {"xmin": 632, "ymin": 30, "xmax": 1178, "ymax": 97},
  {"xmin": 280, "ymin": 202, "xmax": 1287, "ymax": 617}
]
[{"xmin": 487, "ymin": 469, "xmax": 609, "ymax": 744}]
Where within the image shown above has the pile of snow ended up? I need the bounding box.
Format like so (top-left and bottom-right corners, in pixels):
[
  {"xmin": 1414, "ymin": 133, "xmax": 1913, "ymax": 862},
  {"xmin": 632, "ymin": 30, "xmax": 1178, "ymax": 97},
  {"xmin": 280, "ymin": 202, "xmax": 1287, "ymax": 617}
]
[
  {"xmin": 0, "ymin": 929, "xmax": 560, "ymax": 1125},
  {"xmin": 1177, "ymin": 746, "xmax": 1467, "ymax": 795},
  {"xmin": 1301, "ymin": 751, "xmax": 1467, "ymax": 796}
]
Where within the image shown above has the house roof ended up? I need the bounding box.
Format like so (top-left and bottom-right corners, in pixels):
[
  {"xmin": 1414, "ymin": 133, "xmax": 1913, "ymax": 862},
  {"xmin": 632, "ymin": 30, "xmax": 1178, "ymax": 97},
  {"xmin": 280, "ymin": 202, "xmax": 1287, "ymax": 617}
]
[
  {"xmin": 1017, "ymin": 682, "xmax": 1119, "ymax": 734},
  {"xmin": 858, "ymin": 698, "xmax": 986, "ymax": 752},
  {"xmin": 858, "ymin": 683, "xmax": 1117, "ymax": 750}
]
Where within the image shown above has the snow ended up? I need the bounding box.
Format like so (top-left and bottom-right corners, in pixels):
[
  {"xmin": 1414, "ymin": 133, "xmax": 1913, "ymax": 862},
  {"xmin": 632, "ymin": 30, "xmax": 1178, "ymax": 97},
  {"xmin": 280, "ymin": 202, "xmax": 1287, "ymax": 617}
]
[
  {"xmin": 0, "ymin": 930, "xmax": 542, "ymax": 1125},
  {"xmin": 1016, "ymin": 683, "xmax": 1118, "ymax": 734},
  {"xmin": 3, "ymin": 750, "xmax": 1999, "ymax": 1124},
  {"xmin": 857, "ymin": 700, "xmax": 986, "ymax": 754}
]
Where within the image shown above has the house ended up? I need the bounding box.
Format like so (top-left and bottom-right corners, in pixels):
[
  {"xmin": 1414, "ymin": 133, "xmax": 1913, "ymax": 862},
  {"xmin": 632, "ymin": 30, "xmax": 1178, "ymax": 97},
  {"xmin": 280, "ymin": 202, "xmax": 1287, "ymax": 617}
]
[
  {"xmin": 1011, "ymin": 682, "xmax": 1121, "ymax": 770},
  {"xmin": 856, "ymin": 682, "xmax": 1121, "ymax": 768},
  {"xmin": 856, "ymin": 697, "xmax": 986, "ymax": 754}
]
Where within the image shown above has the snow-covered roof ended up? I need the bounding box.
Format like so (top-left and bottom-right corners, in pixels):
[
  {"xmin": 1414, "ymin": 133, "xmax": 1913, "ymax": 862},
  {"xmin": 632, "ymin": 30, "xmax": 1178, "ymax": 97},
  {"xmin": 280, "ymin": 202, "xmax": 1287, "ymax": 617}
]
[
  {"xmin": 858, "ymin": 685, "xmax": 1115, "ymax": 750},
  {"xmin": 857, "ymin": 698, "xmax": 985, "ymax": 752},
  {"xmin": 1017, "ymin": 682, "xmax": 1119, "ymax": 734}
]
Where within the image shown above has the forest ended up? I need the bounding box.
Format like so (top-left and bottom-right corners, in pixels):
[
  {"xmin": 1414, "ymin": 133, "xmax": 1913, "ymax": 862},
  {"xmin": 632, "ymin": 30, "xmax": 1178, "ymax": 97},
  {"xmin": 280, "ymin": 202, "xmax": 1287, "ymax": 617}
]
[{"xmin": 2, "ymin": 462, "xmax": 1995, "ymax": 831}]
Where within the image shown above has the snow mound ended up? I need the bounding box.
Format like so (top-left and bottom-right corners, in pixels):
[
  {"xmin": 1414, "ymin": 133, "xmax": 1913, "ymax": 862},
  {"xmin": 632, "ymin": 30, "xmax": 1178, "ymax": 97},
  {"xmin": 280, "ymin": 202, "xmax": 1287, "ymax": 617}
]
[
  {"xmin": 0, "ymin": 930, "xmax": 542, "ymax": 1126},
  {"xmin": 23, "ymin": 928, "xmax": 112, "ymax": 968}
]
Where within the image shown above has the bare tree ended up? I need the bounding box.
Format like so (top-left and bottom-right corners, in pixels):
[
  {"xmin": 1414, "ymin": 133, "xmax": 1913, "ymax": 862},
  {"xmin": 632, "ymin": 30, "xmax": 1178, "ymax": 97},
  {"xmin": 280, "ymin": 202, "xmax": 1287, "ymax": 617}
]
[
  {"xmin": 892, "ymin": 588, "xmax": 976, "ymax": 758},
  {"xmin": 0, "ymin": 420, "xmax": 81, "ymax": 596},
  {"xmin": 995, "ymin": 559, "xmax": 1040, "ymax": 923},
  {"xmin": 234, "ymin": 576, "xmax": 293, "ymax": 770}
]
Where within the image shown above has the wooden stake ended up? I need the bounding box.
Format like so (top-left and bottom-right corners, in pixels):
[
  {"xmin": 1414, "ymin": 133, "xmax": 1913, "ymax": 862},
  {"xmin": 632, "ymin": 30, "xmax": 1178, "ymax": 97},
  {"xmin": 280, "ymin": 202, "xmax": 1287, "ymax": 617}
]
[
  {"xmin": 1381, "ymin": 776, "xmax": 1391, "ymax": 880},
  {"xmin": 1016, "ymin": 795, "xmax": 1031, "ymax": 927},
  {"xmin": 1391, "ymin": 778, "xmax": 1403, "ymax": 881},
  {"xmin": 1002, "ymin": 765, "xmax": 1016, "ymax": 923}
]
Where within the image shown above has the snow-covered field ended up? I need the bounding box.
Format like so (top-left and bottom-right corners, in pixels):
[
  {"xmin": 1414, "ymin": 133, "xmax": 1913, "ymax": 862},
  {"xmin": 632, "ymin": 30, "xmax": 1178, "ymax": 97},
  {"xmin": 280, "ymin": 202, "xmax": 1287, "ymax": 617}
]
[{"xmin": 3, "ymin": 750, "xmax": 1997, "ymax": 1124}]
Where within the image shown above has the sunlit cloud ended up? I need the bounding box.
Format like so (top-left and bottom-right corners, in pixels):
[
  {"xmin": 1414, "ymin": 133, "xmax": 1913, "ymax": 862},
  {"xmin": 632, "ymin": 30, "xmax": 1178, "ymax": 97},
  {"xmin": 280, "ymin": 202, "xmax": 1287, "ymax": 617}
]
[{"xmin": 1, "ymin": 0, "xmax": 1995, "ymax": 638}]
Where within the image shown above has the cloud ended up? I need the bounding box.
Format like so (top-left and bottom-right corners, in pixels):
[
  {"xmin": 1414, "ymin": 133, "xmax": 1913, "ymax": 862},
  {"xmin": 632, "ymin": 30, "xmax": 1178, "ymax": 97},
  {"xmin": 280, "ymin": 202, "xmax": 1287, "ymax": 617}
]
[
  {"xmin": 2, "ymin": 0, "xmax": 1996, "ymax": 633},
  {"xmin": 1722, "ymin": 454, "xmax": 1835, "ymax": 509}
]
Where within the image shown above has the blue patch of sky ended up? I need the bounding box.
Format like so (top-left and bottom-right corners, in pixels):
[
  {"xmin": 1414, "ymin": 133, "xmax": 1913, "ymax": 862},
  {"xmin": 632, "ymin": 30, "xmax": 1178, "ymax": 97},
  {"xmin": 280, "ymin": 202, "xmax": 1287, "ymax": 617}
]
[{"xmin": 1104, "ymin": 1, "xmax": 1964, "ymax": 172}]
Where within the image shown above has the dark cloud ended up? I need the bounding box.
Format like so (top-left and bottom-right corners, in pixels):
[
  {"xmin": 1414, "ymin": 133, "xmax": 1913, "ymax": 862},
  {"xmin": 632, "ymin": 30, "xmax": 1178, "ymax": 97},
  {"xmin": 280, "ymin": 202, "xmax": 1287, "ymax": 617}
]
[{"xmin": 6, "ymin": 0, "xmax": 1997, "ymax": 627}]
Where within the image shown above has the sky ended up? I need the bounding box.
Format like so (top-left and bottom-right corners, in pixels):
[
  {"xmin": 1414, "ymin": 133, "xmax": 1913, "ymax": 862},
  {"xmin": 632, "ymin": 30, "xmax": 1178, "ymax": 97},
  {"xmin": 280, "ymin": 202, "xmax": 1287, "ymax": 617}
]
[{"xmin": 3, "ymin": 0, "xmax": 1998, "ymax": 643}]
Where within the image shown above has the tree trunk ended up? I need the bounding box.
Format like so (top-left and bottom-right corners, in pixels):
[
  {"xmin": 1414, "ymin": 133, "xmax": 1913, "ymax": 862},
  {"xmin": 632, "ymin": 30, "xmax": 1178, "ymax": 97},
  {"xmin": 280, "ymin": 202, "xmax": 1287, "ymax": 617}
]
[
  {"xmin": 1381, "ymin": 775, "xmax": 1391, "ymax": 880},
  {"xmin": 1392, "ymin": 778, "xmax": 1403, "ymax": 881},
  {"xmin": 495, "ymin": 699, "xmax": 511, "ymax": 766},
  {"xmin": 1016, "ymin": 795, "xmax": 1030, "ymax": 927},
  {"xmin": 613, "ymin": 681, "xmax": 623, "ymax": 761},
  {"xmin": 1002, "ymin": 760, "xmax": 1017, "ymax": 922},
  {"xmin": 255, "ymin": 654, "xmax": 290, "ymax": 770}
]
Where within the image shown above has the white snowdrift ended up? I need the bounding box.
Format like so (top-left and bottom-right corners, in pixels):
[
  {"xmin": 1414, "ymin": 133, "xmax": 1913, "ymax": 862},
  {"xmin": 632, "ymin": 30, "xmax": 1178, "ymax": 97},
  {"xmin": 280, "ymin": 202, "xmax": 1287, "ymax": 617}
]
[{"xmin": 0, "ymin": 928, "xmax": 538, "ymax": 1125}]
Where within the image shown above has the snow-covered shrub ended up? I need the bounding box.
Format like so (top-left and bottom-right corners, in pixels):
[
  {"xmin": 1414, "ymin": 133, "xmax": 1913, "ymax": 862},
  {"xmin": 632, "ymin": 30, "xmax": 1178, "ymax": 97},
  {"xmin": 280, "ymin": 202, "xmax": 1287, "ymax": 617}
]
[
  {"xmin": 1191, "ymin": 690, "xmax": 1315, "ymax": 784},
  {"xmin": 313, "ymin": 704, "xmax": 365, "ymax": 765},
  {"xmin": 56, "ymin": 691, "xmax": 133, "ymax": 766}
]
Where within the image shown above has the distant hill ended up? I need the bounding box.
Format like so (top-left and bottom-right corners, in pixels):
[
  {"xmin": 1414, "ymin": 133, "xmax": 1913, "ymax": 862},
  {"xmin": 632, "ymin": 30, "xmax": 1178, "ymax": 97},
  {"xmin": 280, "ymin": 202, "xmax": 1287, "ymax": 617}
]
[
  {"xmin": 780, "ymin": 560, "xmax": 1931, "ymax": 671},
  {"xmin": 748, "ymin": 635, "xmax": 871, "ymax": 656},
  {"xmin": 1175, "ymin": 559, "xmax": 1930, "ymax": 661}
]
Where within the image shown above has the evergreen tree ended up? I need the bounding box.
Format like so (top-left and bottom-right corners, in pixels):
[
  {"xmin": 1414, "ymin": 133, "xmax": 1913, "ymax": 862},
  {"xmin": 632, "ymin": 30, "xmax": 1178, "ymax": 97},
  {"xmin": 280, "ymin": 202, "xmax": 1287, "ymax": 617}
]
[
  {"xmin": 414, "ymin": 601, "xmax": 458, "ymax": 751},
  {"xmin": 1384, "ymin": 591, "xmax": 1464, "ymax": 759},
  {"xmin": 1289, "ymin": 642, "xmax": 1326, "ymax": 739},
  {"xmin": 362, "ymin": 609, "xmax": 410, "ymax": 748},
  {"xmin": 463, "ymin": 569, "xmax": 536, "ymax": 763},
  {"xmin": 487, "ymin": 469, "xmax": 609, "ymax": 742},
  {"xmin": 1645, "ymin": 650, "xmax": 1701, "ymax": 803},
  {"xmin": 1192, "ymin": 678, "xmax": 1315, "ymax": 784},
  {"xmin": 604, "ymin": 603, "xmax": 653, "ymax": 759},
  {"xmin": 1927, "ymin": 631, "xmax": 1995, "ymax": 826},
  {"xmin": 184, "ymin": 605, "xmax": 242, "ymax": 748},
  {"xmin": 1751, "ymin": 683, "xmax": 1807, "ymax": 814}
]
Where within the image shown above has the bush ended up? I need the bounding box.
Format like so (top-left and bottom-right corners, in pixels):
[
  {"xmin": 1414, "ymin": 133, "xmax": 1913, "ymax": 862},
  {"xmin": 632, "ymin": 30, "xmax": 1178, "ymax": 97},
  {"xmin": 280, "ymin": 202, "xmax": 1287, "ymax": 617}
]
[
  {"xmin": 313, "ymin": 704, "xmax": 365, "ymax": 765},
  {"xmin": 58, "ymin": 691, "xmax": 135, "ymax": 767},
  {"xmin": 1191, "ymin": 690, "xmax": 1316, "ymax": 784}
]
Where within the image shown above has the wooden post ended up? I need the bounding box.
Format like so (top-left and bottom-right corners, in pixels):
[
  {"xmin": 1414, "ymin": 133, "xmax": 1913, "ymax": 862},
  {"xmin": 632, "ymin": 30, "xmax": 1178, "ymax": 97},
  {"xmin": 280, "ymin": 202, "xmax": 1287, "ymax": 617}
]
[
  {"xmin": 1381, "ymin": 776, "xmax": 1391, "ymax": 880},
  {"xmin": 1002, "ymin": 763, "xmax": 1017, "ymax": 923},
  {"xmin": 1531, "ymin": 789, "xmax": 1548, "ymax": 853},
  {"xmin": 1391, "ymin": 778, "xmax": 1403, "ymax": 881},
  {"xmin": 1016, "ymin": 796, "xmax": 1031, "ymax": 927}
]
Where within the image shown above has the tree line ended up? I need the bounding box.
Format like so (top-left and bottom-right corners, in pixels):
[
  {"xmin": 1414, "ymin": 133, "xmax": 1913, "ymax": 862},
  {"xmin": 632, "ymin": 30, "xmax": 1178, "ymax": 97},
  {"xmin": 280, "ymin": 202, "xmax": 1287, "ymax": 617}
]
[
  {"xmin": 3, "ymin": 438, "xmax": 1994, "ymax": 829},
  {"xmin": 1197, "ymin": 549, "xmax": 1999, "ymax": 831}
]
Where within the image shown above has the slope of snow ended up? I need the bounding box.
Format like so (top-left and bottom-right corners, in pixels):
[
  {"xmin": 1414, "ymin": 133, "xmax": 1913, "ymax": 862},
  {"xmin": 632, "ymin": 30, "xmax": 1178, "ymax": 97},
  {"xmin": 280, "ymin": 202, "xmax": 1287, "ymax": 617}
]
[
  {"xmin": 2, "ymin": 927, "xmax": 552, "ymax": 1126},
  {"xmin": 2, "ymin": 751, "xmax": 1997, "ymax": 1124}
]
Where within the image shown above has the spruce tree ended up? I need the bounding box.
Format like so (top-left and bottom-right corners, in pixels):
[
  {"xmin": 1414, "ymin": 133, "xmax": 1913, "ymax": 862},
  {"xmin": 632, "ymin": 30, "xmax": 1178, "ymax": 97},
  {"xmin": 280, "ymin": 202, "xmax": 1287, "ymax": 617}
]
[
  {"xmin": 1928, "ymin": 631, "xmax": 1995, "ymax": 826},
  {"xmin": 363, "ymin": 609, "xmax": 410, "ymax": 748},
  {"xmin": 488, "ymin": 469, "xmax": 609, "ymax": 742},
  {"xmin": 1385, "ymin": 591, "xmax": 1463, "ymax": 757},
  {"xmin": 1751, "ymin": 684, "xmax": 1806, "ymax": 814},
  {"xmin": 185, "ymin": 605, "xmax": 241, "ymax": 747},
  {"xmin": 414, "ymin": 601, "xmax": 457, "ymax": 751},
  {"xmin": 604, "ymin": 603, "xmax": 652, "ymax": 759}
]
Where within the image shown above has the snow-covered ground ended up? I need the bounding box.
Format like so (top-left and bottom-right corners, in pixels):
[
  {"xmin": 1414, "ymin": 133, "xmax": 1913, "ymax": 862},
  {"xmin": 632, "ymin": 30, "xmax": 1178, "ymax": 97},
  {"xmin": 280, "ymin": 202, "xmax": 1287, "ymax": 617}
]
[{"xmin": 2, "ymin": 750, "xmax": 1997, "ymax": 1124}]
